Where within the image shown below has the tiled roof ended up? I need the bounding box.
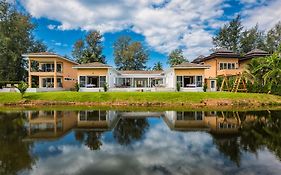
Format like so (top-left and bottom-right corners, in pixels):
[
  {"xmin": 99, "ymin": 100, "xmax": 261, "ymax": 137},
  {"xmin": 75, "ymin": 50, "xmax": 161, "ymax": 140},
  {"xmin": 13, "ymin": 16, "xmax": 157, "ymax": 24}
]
[
  {"xmin": 191, "ymin": 55, "xmax": 205, "ymax": 64},
  {"xmin": 73, "ymin": 62, "xmax": 111, "ymax": 68},
  {"xmin": 241, "ymin": 49, "xmax": 269, "ymax": 61},
  {"xmin": 172, "ymin": 62, "xmax": 210, "ymax": 68},
  {"xmin": 22, "ymin": 52, "xmax": 78, "ymax": 64},
  {"xmin": 119, "ymin": 70, "xmax": 164, "ymax": 74},
  {"xmin": 203, "ymin": 48, "xmax": 241, "ymax": 61},
  {"xmin": 245, "ymin": 49, "xmax": 268, "ymax": 55}
]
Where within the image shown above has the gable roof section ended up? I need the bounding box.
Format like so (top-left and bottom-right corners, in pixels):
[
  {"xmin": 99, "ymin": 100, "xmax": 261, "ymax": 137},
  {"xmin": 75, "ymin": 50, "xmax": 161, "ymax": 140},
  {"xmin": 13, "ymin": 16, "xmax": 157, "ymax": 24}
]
[
  {"xmin": 22, "ymin": 52, "xmax": 79, "ymax": 65},
  {"xmin": 241, "ymin": 49, "xmax": 269, "ymax": 61},
  {"xmin": 203, "ymin": 48, "xmax": 241, "ymax": 61},
  {"xmin": 191, "ymin": 55, "xmax": 205, "ymax": 64},
  {"xmin": 73, "ymin": 62, "xmax": 111, "ymax": 69}
]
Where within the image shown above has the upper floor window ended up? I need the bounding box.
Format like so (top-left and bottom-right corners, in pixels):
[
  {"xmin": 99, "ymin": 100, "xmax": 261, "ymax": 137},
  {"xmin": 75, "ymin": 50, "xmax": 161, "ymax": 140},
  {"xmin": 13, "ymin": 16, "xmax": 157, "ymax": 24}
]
[
  {"xmin": 219, "ymin": 63, "xmax": 236, "ymax": 70},
  {"xmin": 57, "ymin": 64, "xmax": 62, "ymax": 73}
]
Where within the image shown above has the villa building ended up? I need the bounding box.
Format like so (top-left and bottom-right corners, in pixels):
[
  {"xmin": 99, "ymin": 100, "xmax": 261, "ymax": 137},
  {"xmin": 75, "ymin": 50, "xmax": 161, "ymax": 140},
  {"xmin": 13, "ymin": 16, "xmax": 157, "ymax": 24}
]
[
  {"xmin": 192, "ymin": 48, "xmax": 269, "ymax": 78},
  {"xmin": 23, "ymin": 52, "xmax": 78, "ymax": 92},
  {"xmin": 23, "ymin": 49, "xmax": 269, "ymax": 92}
]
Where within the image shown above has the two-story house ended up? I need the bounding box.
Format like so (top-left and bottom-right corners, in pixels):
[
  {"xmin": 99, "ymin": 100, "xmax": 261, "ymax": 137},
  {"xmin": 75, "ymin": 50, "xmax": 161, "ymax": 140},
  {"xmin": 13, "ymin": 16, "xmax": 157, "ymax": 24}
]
[{"xmin": 23, "ymin": 52, "xmax": 78, "ymax": 92}]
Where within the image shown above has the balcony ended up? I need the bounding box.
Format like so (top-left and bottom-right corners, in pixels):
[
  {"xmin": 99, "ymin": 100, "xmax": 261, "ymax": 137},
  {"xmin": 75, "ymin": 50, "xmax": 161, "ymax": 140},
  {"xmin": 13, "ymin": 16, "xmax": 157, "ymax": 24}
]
[{"xmin": 30, "ymin": 62, "xmax": 63, "ymax": 76}]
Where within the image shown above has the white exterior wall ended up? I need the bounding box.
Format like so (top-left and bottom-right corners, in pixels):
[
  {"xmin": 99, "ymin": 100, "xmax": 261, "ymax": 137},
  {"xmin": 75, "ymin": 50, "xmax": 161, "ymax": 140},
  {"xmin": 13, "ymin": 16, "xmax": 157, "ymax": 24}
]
[
  {"xmin": 164, "ymin": 69, "xmax": 175, "ymax": 88},
  {"xmin": 108, "ymin": 68, "xmax": 118, "ymax": 88}
]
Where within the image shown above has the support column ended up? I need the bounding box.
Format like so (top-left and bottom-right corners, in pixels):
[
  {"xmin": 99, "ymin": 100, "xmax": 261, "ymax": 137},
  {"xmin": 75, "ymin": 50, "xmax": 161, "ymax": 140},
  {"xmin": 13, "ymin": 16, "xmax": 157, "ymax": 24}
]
[
  {"xmin": 38, "ymin": 77, "xmax": 42, "ymax": 88},
  {"xmin": 54, "ymin": 111, "xmax": 57, "ymax": 135},
  {"xmin": 54, "ymin": 59, "xmax": 57, "ymax": 88},
  {"xmin": 28, "ymin": 59, "xmax": 32, "ymax": 88}
]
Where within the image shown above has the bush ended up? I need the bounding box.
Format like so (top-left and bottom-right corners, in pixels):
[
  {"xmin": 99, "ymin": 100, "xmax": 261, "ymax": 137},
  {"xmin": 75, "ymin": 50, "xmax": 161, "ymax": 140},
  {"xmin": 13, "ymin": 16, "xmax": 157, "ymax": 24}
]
[
  {"xmin": 16, "ymin": 82, "xmax": 28, "ymax": 99},
  {"xmin": 103, "ymin": 83, "xmax": 109, "ymax": 92},
  {"xmin": 74, "ymin": 82, "xmax": 80, "ymax": 92},
  {"xmin": 203, "ymin": 83, "xmax": 207, "ymax": 92},
  {"xmin": 176, "ymin": 82, "xmax": 181, "ymax": 92}
]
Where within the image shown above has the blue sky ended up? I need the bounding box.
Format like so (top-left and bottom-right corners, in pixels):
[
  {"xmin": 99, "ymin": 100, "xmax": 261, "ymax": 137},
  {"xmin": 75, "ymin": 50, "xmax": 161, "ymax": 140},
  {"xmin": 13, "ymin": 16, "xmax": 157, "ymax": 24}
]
[{"xmin": 15, "ymin": 0, "xmax": 281, "ymax": 68}]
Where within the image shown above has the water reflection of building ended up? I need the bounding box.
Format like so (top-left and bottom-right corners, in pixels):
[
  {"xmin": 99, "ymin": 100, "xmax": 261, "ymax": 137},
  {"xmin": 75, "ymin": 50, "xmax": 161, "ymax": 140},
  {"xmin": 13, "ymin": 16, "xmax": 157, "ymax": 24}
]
[
  {"xmin": 24, "ymin": 111, "xmax": 77, "ymax": 141},
  {"xmin": 118, "ymin": 111, "xmax": 165, "ymax": 119},
  {"xmin": 23, "ymin": 110, "xmax": 119, "ymax": 141},
  {"xmin": 163, "ymin": 111, "xmax": 241, "ymax": 134},
  {"xmin": 76, "ymin": 110, "xmax": 119, "ymax": 131}
]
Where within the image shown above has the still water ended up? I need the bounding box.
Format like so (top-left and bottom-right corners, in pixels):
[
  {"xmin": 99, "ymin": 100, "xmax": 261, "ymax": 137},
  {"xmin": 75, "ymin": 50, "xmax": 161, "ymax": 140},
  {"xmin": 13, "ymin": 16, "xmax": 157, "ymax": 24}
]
[{"xmin": 1, "ymin": 109, "xmax": 281, "ymax": 175}]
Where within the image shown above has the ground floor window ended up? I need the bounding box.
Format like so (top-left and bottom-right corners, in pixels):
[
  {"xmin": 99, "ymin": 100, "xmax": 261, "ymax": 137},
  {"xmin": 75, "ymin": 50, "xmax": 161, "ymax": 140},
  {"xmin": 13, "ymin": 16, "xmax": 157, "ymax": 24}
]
[
  {"xmin": 42, "ymin": 77, "xmax": 62, "ymax": 88},
  {"xmin": 176, "ymin": 111, "xmax": 203, "ymax": 120},
  {"xmin": 79, "ymin": 110, "xmax": 107, "ymax": 121},
  {"xmin": 115, "ymin": 77, "xmax": 165, "ymax": 88},
  {"xmin": 79, "ymin": 76, "xmax": 106, "ymax": 88},
  {"xmin": 176, "ymin": 76, "xmax": 203, "ymax": 88}
]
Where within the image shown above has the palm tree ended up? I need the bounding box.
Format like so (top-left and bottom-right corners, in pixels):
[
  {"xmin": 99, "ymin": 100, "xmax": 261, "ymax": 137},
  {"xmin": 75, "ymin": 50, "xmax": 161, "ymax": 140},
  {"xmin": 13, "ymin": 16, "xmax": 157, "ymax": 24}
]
[
  {"xmin": 261, "ymin": 53, "xmax": 281, "ymax": 90},
  {"xmin": 152, "ymin": 61, "xmax": 163, "ymax": 71}
]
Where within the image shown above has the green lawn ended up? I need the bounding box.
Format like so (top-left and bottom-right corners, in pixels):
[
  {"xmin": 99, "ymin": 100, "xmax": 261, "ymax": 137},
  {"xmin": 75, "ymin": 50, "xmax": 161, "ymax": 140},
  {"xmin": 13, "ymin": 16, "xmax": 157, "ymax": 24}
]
[{"xmin": 1, "ymin": 91, "xmax": 281, "ymax": 105}]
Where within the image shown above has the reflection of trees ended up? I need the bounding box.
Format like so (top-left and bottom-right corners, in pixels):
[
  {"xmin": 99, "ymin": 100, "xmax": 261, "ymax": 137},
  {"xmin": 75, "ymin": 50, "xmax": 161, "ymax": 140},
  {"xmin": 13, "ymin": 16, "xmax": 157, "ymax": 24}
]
[
  {"xmin": 212, "ymin": 110, "xmax": 281, "ymax": 166},
  {"xmin": 0, "ymin": 112, "xmax": 35, "ymax": 175},
  {"xmin": 212, "ymin": 135, "xmax": 241, "ymax": 166},
  {"xmin": 113, "ymin": 118, "xmax": 149, "ymax": 145},
  {"xmin": 240, "ymin": 111, "xmax": 281, "ymax": 160},
  {"xmin": 74, "ymin": 130, "xmax": 103, "ymax": 150}
]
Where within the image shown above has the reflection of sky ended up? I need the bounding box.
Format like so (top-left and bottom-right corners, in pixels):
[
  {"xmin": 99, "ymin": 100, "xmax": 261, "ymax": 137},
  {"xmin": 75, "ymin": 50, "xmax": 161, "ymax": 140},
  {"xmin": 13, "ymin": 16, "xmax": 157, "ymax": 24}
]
[{"xmin": 23, "ymin": 118, "xmax": 281, "ymax": 175}]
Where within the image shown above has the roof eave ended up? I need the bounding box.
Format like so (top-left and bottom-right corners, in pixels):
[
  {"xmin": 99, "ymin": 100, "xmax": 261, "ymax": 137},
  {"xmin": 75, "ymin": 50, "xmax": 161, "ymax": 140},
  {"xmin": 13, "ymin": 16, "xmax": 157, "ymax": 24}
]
[
  {"xmin": 72, "ymin": 66, "xmax": 111, "ymax": 69},
  {"xmin": 22, "ymin": 54, "xmax": 79, "ymax": 65}
]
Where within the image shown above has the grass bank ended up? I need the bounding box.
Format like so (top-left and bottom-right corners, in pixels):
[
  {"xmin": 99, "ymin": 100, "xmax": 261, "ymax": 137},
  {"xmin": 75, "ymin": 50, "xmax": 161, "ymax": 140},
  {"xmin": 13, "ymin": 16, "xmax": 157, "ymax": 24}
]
[{"xmin": 1, "ymin": 92, "xmax": 281, "ymax": 108}]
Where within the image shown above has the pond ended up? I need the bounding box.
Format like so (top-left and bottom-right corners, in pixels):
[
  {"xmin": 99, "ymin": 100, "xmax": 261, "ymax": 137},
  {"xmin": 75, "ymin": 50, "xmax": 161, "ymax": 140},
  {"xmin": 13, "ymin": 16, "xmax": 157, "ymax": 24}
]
[{"xmin": 1, "ymin": 108, "xmax": 281, "ymax": 175}]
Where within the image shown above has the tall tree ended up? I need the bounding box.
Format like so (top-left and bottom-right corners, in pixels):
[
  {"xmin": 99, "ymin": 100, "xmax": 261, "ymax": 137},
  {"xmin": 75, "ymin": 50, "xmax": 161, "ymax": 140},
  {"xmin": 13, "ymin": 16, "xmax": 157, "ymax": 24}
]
[
  {"xmin": 0, "ymin": 0, "xmax": 47, "ymax": 81},
  {"xmin": 114, "ymin": 36, "xmax": 148, "ymax": 70},
  {"xmin": 167, "ymin": 49, "xmax": 186, "ymax": 66},
  {"xmin": 212, "ymin": 15, "xmax": 243, "ymax": 52},
  {"xmin": 266, "ymin": 22, "xmax": 281, "ymax": 53},
  {"xmin": 152, "ymin": 61, "xmax": 163, "ymax": 70},
  {"xmin": 72, "ymin": 30, "xmax": 106, "ymax": 64},
  {"xmin": 240, "ymin": 25, "xmax": 266, "ymax": 53}
]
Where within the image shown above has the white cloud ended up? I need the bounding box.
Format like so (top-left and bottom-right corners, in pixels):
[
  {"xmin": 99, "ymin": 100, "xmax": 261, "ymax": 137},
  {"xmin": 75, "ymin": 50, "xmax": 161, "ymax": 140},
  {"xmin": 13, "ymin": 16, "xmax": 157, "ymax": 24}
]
[
  {"xmin": 47, "ymin": 24, "xmax": 57, "ymax": 30},
  {"xmin": 20, "ymin": 0, "xmax": 229, "ymax": 60},
  {"xmin": 242, "ymin": 0, "xmax": 281, "ymax": 30}
]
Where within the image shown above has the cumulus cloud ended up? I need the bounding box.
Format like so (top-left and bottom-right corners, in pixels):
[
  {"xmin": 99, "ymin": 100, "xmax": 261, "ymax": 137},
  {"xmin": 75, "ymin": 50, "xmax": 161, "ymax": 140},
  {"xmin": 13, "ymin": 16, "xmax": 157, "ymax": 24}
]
[
  {"xmin": 20, "ymin": 0, "xmax": 281, "ymax": 59},
  {"xmin": 20, "ymin": 0, "xmax": 229, "ymax": 59},
  {"xmin": 47, "ymin": 24, "xmax": 57, "ymax": 30},
  {"xmin": 242, "ymin": 0, "xmax": 281, "ymax": 30}
]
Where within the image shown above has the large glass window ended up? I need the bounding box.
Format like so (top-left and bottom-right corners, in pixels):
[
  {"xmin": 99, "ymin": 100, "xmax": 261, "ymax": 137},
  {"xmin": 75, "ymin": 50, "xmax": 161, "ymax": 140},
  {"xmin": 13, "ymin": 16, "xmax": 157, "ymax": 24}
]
[
  {"xmin": 79, "ymin": 76, "xmax": 86, "ymax": 87},
  {"xmin": 57, "ymin": 64, "xmax": 62, "ymax": 73},
  {"xmin": 176, "ymin": 76, "xmax": 183, "ymax": 87},
  {"xmin": 196, "ymin": 76, "xmax": 203, "ymax": 87},
  {"xmin": 41, "ymin": 63, "xmax": 54, "ymax": 72},
  {"xmin": 99, "ymin": 76, "xmax": 106, "ymax": 87},
  {"xmin": 57, "ymin": 78, "xmax": 62, "ymax": 87},
  {"xmin": 183, "ymin": 76, "xmax": 195, "ymax": 87},
  {"xmin": 42, "ymin": 78, "xmax": 54, "ymax": 88}
]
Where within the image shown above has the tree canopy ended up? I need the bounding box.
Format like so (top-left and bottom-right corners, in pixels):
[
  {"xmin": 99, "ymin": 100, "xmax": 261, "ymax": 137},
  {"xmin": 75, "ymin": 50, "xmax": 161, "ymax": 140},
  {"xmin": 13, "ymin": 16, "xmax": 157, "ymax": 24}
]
[
  {"xmin": 213, "ymin": 15, "xmax": 281, "ymax": 54},
  {"xmin": 152, "ymin": 61, "xmax": 163, "ymax": 71},
  {"xmin": 72, "ymin": 30, "xmax": 106, "ymax": 64},
  {"xmin": 167, "ymin": 49, "xmax": 186, "ymax": 66},
  {"xmin": 113, "ymin": 36, "xmax": 148, "ymax": 70},
  {"xmin": 213, "ymin": 15, "xmax": 243, "ymax": 53},
  {"xmin": 0, "ymin": 0, "xmax": 47, "ymax": 81}
]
